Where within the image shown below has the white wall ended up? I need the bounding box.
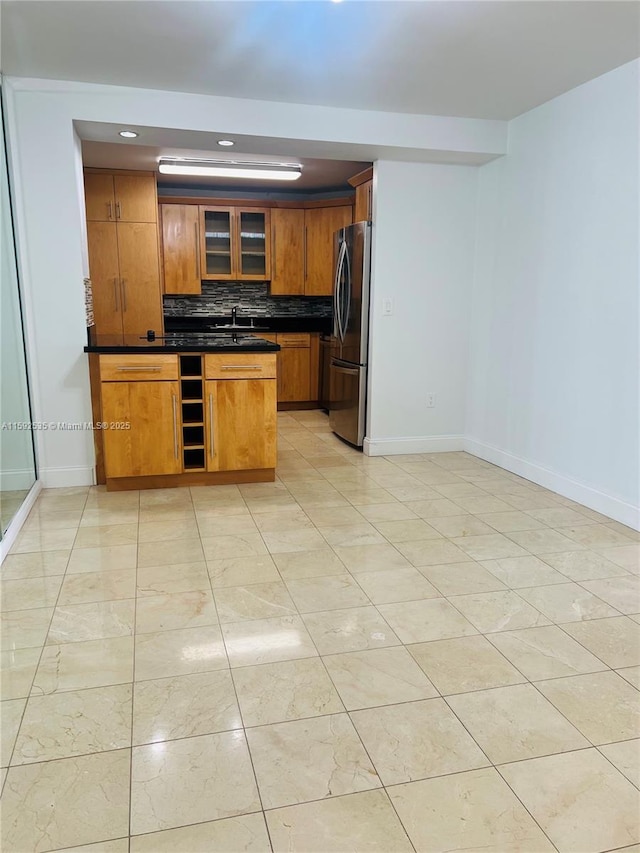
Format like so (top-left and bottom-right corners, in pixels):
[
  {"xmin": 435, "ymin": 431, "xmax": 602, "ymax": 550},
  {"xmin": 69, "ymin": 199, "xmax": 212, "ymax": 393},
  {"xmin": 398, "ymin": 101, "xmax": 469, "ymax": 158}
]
[
  {"xmin": 467, "ymin": 60, "xmax": 640, "ymax": 527},
  {"xmin": 3, "ymin": 77, "xmax": 506, "ymax": 487},
  {"xmin": 366, "ymin": 160, "xmax": 479, "ymax": 454}
]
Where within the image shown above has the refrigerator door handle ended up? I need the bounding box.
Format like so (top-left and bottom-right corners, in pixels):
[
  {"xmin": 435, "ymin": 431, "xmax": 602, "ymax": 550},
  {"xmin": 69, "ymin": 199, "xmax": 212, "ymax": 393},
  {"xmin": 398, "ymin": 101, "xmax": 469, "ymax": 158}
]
[
  {"xmin": 342, "ymin": 241, "xmax": 352, "ymax": 338},
  {"xmin": 334, "ymin": 240, "xmax": 347, "ymax": 341},
  {"xmin": 333, "ymin": 239, "xmax": 343, "ymax": 338}
]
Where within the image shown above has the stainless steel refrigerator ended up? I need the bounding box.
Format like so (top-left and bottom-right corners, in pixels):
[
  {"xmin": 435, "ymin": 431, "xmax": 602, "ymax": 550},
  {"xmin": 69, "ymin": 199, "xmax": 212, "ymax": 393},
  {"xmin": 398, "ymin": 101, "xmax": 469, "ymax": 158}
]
[{"xmin": 329, "ymin": 221, "xmax": 372, "ymax": 447}]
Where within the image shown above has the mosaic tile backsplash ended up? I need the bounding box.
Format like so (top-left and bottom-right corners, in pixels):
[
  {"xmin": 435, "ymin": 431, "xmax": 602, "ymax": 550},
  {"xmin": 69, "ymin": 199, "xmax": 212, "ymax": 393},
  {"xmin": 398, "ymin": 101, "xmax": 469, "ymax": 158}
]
[{"xmin": 164, "ymin": 282, "xmax": 332, "ymax": 318}]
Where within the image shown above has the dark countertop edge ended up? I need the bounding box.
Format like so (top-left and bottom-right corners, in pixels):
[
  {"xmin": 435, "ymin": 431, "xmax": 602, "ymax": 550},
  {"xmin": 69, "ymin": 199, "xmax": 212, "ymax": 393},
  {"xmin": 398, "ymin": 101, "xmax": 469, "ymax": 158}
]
[{"xmin": 84, "ymin": 342, "xmax": 281, "ymax": 354}]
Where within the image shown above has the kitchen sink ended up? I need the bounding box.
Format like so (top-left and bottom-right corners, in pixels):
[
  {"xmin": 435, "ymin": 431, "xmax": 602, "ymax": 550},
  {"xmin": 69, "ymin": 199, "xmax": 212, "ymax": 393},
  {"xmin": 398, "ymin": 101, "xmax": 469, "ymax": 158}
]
[{"xmin": 214, "ymin": 323, "xmax": 269, "ymax": 331}]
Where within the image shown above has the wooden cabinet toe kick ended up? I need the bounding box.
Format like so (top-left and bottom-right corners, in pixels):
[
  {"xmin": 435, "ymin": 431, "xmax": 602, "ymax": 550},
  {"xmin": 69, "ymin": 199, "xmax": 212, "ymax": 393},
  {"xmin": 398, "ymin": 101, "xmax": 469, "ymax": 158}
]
[{"xmin": 106, "ymin": 469, "xmax": 275, "ymax": 491}]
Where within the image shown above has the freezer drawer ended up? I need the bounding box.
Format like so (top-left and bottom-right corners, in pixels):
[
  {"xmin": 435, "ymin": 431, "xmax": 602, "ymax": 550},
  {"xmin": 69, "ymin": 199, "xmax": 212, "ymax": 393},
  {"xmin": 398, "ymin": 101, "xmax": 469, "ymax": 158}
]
[{"xmin": 329, "ymin": 360, "xmax": 366, "ymax": 447}]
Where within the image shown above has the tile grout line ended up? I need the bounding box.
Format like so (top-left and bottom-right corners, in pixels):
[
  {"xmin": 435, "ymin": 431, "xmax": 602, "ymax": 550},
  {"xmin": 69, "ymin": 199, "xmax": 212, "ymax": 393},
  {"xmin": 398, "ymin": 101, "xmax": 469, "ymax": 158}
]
[{"xmin": 2, "ymin": 487, "xmax": 90, "ymax": 776}]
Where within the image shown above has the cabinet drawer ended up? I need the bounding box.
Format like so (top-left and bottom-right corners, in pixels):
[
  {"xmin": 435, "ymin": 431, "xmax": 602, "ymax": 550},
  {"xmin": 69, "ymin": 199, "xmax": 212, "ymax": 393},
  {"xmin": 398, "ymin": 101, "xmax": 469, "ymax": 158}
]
[
  {"xmin": 99, "ymin": 354, "xmax": 179, "ymax": 381},
  {"xmin": 205, "ymin": 353, "xmax": 277, "ymax": 380},
  {"xmin": 276, "ymin": 333, "xmax": 310, "ymax": 348}
]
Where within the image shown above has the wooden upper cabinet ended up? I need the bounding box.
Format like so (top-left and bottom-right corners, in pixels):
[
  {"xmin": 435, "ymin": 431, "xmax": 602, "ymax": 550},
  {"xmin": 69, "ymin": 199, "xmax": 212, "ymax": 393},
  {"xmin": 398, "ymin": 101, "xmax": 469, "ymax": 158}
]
[
  {"xmin": 101, "ymin": 380, "xmax": 181, "ymax": 477},
  {"xmin": 304, "ymin": 205, "xmax": 353, "ymax": 296},
  {"xmin": 113, "ymin": 176, "xmax": 157, "ymax": 223},
  {"xmin": 117, "ymin": 222, "xmax": 163, "ymax": 337},
  {"xmin": 86, "ymin": 222, "xmax": 122, "ymax": 336},
  {"xmin": 354, "ymin": 180, "xmax": 373, "ymax": 222},
  {"xmin": 85, "ymin": 170, "xmax": 163, "ymax": 339},
  {"xmin": 84, "ymin": 172, "xmax": 156, "ymax": 223},
  {"xmin": 161, "ymin": 204, "xmax": 201, "ymax": 294},
  {"xmin": 201, "ymin": 207, "xmax": 234, "ymax": 280},
  {"xmin": 84, "ymin": 173, "xmax": 116, "ymax": 222},
  {"xmin": 200, "ymin": 207, "xmax": 271, "ymax": 281},
  {"xmin": 237, "ymin": 209, "xmax": 271, "ymax": 280},
  {"xmin": 270, "ymin": 208, "xmax": 305, "ymax": 295}
]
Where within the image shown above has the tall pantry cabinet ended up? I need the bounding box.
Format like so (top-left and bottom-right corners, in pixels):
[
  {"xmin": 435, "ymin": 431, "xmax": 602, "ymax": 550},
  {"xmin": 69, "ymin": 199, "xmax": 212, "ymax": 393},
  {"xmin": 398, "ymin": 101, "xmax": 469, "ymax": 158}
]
[{"xmin": 84, "ymin": 170, "xmax": 163, "ymax": 337}]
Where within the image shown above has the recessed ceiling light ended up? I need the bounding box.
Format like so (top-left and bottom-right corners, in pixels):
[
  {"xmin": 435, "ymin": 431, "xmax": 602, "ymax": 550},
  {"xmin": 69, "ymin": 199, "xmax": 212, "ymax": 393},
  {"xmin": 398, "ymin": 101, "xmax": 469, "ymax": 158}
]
[
  {"xmin": 119, "ymin": 130, "xmax": 138, "ymax": 138},
  {"xmin": 158, "ymin": 158, "xmax": 302, "ymax": 181},
  {"xmin": 217, "ymin": 139, "xmax": 235, "ymax": 147}
]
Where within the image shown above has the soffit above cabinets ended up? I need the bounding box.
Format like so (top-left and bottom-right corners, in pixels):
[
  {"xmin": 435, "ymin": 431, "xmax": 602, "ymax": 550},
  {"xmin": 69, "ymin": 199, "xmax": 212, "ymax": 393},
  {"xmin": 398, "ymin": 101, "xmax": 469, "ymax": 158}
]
[{"xmin": 81, "ymin": 140, "xmax": 370, "ymax": 193}]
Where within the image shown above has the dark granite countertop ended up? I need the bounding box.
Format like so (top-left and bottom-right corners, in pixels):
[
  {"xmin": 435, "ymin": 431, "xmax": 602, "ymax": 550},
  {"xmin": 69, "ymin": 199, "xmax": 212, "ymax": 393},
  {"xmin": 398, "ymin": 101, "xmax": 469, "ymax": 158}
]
[{"xmin": 85, "ymin": 332, "xmax": 280, "ymax": 354}]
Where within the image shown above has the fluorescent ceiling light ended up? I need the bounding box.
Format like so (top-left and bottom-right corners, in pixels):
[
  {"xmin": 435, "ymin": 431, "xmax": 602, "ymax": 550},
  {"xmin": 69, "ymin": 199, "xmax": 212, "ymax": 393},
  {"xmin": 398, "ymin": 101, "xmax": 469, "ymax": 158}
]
[
  {"xmin": 217, "ymin": 139, "xmax": 235, "ymax": 146},
  {"xmin": 119, "ymin": 130, "xmax": 138, "ymax": 138},
  {"xmin": 158, "ymin": 158, "xmax": 302, "ymax": 181}
]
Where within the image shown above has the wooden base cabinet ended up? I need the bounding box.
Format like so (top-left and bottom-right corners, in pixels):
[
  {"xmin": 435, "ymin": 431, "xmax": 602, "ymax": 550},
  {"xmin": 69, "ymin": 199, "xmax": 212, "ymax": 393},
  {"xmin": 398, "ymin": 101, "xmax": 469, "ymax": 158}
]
[
  {"xmin": 101, "ymin": 380, "xmax": 181, "ymax": 478},
  {"xmin": 94, "ymin": 352, "xmax": 278, "ymax": 489},
  {"xmin": 258, "ymin": 334, "xmax": 320, "ymax": 407},
  {"xmin": 206, "ymin": 379, "xmax": 277, "ymax": 472}
]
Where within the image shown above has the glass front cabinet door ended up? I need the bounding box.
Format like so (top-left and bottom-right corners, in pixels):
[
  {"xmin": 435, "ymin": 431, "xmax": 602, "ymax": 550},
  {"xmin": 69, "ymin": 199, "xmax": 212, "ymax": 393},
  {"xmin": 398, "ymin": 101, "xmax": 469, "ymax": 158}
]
[
  {"xmin": 202, "ymin": 208, "xmax": 233, "ymax": 279},
  {"xmin": 200, "ymin": 207, "xmax": 270, "ymax": 281}
]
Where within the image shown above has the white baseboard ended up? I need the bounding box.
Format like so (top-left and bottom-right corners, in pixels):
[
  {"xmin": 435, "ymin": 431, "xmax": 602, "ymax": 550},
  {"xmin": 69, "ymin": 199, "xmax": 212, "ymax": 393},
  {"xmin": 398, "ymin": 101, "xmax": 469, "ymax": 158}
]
[
  {"xmin": 363, "ymin": 435, "xmax": 465, "ymax": 456},
  {"xmin": 40, "ymin": 466, "xmax": 96, "ymax": 489},
  {"xmin": 464, "ymin": 437, "xmax": 640, "ymax": 532},
  {"xmin": 1, "ymin": 480, "xmax": 43, "ymax": 564}
]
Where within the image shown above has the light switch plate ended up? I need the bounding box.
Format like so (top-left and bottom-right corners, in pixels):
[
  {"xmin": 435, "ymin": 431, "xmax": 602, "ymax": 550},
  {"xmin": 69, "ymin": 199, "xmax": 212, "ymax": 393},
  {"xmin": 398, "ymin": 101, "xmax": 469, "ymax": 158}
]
[{"xmin": 382, "ymin": 298, "xmax": 393, "ymax": 316}]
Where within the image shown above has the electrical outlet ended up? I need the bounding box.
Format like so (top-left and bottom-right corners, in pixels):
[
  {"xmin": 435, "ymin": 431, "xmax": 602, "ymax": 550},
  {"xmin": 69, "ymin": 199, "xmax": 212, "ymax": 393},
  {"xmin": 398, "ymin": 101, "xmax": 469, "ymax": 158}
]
[
  {"xmin": 382, "ymin": 298, "xmax": 393, "ymax": 316},
  {"xmin": 427, "ymin": 393, "xmax": 437, "ymax": 408}
]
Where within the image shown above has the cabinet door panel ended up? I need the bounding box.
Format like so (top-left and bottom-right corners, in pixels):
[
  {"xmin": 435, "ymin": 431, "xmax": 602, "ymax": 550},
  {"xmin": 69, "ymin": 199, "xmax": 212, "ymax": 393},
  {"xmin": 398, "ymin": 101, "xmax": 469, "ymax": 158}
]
[
  {"xmin": 86, "ymin": 222, "xmax": 123, "ymax": 337},
  {"xmin": 201, "ymin": 208, "xmax": 234, "ymax": 279},
  {"xmin": 161, "ymin": 204, "xmax": 201, "ymax": 293},
  {"xmin": 304, "ymin": 205, "xmax": 353, "ymax": 296},
  {"xmin": 113, "ymin": 176, "xmax": 157, "ymax": 223},
  {"xmin": 355, "ymin": 181, "xmax": 373, "ymax": 223},
  {"xmin": 84, "ymin": 174, "xmax": 115, "ymax": 222},
  {"xmin": 101, "ymin": 381, "xmax": 181, "ymax": 477},
  {"xmin": 237, "ymin": 209, "xmax": 270, "ymax": 280},
  {"xmin": 270, "ymin": 208, "xmax": 304, "ymax": 295},
  {"xmin": 277, "ymin": 348, "xmax": 311, "ymax": 402},
  {"xmin": 117, "ymin": 223, "xmax": 163, "ymax": 337},
  {"xmin": 206, "ymin": 379, "xmax": 276, "ymax": 471}
]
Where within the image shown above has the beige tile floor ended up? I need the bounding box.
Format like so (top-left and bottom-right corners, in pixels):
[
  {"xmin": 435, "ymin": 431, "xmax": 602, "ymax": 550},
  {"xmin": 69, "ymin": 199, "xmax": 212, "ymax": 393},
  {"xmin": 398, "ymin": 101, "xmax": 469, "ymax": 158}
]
[{"xmin": 1, "ymin": 409, "xmax": 640, "ymax": 852}]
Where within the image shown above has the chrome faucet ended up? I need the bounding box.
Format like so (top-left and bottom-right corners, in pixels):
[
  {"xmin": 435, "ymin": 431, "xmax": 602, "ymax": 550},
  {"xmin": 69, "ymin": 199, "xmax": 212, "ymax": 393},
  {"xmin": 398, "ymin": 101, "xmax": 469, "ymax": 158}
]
[{"xmin": 231, "ymin": 305, "xmax": 239, "ymax": 326}]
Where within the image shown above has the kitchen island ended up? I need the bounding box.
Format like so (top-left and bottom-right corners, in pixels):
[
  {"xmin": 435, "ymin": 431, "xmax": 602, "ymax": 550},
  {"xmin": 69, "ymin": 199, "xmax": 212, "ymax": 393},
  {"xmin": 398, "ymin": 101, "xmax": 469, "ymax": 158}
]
[{"xmin": 85, "ymin": 333, "xmax": 280, "ymax": 490}]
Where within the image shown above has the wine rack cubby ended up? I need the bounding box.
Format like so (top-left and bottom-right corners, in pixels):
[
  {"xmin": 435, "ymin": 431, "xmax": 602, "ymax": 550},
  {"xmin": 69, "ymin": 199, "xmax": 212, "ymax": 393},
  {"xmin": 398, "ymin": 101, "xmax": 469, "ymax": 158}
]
[{"xmin": 179, "ymin": 355, "xmax": 206, "ymax": 471}]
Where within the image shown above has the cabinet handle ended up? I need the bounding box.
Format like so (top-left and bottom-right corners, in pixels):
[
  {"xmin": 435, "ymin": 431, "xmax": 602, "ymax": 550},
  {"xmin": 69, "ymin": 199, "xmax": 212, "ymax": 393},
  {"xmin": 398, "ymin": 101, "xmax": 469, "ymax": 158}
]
[
  {"xmin": 220, "ymin": 365, "xmax": 262, "ymax": 370},
  {"xmin": 272, "ymin": 228, "xmax": 276, "ymax": 280},
  {"xmin": 172, "ymin": 394, "xmax": 179, "ymax": 460},
  {"xmin": 116, "ymin": 366, "xmax": 162, "ymax": 372},
  {"xmin": 195, "ymin": 221, "xmax": 201, "ymax": 279},
  {"xmin": 121, "ymin": 278, "xmax": 127, "ymax": 311},
  {"xmin": 304, "ymin": 226, "xmax": 308, "ymax": 280},
  {"xmin": 208, "ymin": 393, "xmax": 215, "ymax": 457},
  {"xmin": 113, "ymin": 277, "xmax": 119, "ymax": 310},
  {"xmin": 116, "ymin": 201, "xmax": 122, "ymax": 220},
  {"xmin": 108, "ymin": 201, "xmax": 113, "ymax": 220}
]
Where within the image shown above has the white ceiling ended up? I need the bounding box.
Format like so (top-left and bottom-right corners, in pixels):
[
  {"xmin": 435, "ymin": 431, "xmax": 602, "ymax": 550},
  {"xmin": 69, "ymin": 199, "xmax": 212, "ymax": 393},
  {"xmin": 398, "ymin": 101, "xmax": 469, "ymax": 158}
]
[{"xmin": 3, "ymin": 1, "xmax": 639, "ymax": 121}]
